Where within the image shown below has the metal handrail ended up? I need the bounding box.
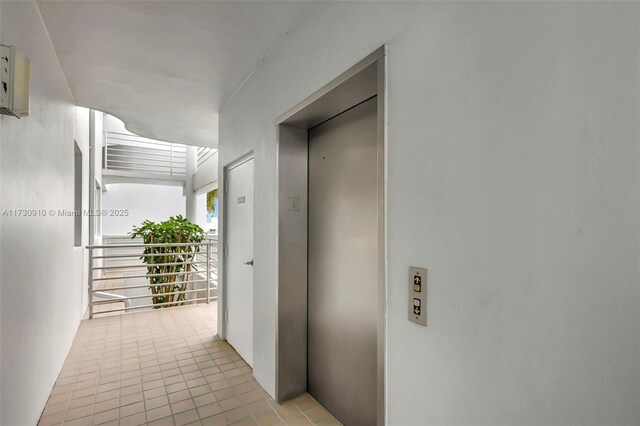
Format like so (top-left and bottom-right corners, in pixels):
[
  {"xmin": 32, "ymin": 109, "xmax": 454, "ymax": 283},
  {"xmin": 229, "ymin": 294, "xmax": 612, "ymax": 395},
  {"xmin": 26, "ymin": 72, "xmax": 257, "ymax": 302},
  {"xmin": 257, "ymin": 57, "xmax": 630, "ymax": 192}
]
[
  {"xmin": 94, "ymin": 278, "xmax": 208, "ymax": 292},
  {"xmin": 87, "ymin": 240, "xmax": 217, "ymax": 318},
  {"xmin": 94, "ymin": 287, "xmax": 205, "ymax": 303},
  {"xmin": 87, "ymin": 242, "xmax": 208, "ymax": 249},
  {"xmin": 93, "ymin": 291, "xmax": 132, "ymax": 311},
  {"xmin": 91, "ymin": 297, "xmax": 211, "ymax": 314},
  {"xmin": 92, "ymin": 260, "xmax": 209, "ymax": 270},
  {"xmin": 104, "ymin": 130, "xmax": 187, "ymax": 177}
]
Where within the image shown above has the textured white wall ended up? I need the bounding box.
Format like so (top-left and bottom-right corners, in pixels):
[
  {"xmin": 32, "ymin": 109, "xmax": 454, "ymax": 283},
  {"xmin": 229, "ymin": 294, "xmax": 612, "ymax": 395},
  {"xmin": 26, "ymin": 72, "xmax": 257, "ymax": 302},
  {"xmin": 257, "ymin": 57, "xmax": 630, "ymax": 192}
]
[
  {"xmin": 90, "ymin": 110, "xmax": 104, "ymax": 243},
  {"xmin": 0, "ymin": 3, "xmax": 3, "ymax": 420},
  {"xmin": 218, "ymin": 2, "xmax": 640, "ymax": 424},
  {"xmin": 93, "ymin": 111, "xmax": 104, "ymax": 190},
  {"xmin": 0, "ymin": 2, "xmax": 89, "ymax": 425},
  {"xmin": 194, "ymin": 150, "xmax": 218, "ymax": 193},
  {"xmin": 102, "ymin": 183, "xmax": 186, "ymax": 236}
]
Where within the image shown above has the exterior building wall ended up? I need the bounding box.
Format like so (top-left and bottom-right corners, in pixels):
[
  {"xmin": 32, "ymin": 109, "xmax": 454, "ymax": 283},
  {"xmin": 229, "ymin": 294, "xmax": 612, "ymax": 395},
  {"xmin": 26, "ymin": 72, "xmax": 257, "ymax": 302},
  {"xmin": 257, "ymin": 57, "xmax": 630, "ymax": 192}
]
[
  {"xmin": 101, "ymin": 183, "xmax": 186, "ymax": 236},
  {"xmin": 194, "ymin": 150, "xmax": 218, "ymax": 193}
]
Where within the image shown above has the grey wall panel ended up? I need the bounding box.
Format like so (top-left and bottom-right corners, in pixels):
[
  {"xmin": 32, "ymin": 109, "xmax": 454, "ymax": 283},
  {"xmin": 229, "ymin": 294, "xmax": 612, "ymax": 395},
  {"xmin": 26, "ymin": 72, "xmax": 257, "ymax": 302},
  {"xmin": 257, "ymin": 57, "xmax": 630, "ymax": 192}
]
[{"xmin": 276, "ymin": 124, "xmax": 309, "ymax": 401}]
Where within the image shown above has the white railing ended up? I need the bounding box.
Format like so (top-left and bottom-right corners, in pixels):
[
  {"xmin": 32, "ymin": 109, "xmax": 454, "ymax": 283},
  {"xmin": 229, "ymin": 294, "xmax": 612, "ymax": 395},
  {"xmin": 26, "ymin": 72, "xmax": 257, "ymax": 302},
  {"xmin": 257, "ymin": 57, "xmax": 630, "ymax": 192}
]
[
  {"xmin": 87, "ymin": 238, "xmax": 218, "ymax": 318},
  {"xmin": 93, "ymin": 291, "xmax": 132, "ymax": 310},
  {"xmin": 104, "ymin": 131, "xmax": 186, "ymax": 176},
  {"xmin": 197, "ymin": 146, "xmax": 215, "ymax": 168}
]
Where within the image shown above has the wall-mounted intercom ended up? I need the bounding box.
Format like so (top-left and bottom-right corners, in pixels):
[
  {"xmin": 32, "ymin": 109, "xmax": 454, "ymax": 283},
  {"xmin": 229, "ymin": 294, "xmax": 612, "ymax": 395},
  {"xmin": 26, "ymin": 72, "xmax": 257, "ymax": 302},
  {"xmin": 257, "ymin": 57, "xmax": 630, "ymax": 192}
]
[{"xmin": 0, "ymin": 44, "xmax": 30, "ymax": 118}]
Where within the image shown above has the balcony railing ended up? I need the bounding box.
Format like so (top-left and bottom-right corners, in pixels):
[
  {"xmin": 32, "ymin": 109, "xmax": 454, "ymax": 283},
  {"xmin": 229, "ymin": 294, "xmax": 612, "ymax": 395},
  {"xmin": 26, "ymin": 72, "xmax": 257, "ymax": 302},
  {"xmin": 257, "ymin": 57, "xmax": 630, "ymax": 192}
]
[
  {"xmin": 87, "ymin": 236, "xmax": 218, "ymax": 318},
  {"xmin": 197, "ymin": 146, "xmax": 215, "ymax": 168},
  {"xmin": 104, "ymin": 131, "xmax": 186, "ymax": 177}
]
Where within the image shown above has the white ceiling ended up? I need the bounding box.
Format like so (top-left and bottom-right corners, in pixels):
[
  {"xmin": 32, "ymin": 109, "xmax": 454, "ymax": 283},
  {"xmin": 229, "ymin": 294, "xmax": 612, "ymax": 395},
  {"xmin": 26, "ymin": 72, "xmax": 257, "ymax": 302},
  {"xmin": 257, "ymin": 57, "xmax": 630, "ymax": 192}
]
[{"xmin": 37, "ymin": 1, "xmax": 314, "ymax": 148}]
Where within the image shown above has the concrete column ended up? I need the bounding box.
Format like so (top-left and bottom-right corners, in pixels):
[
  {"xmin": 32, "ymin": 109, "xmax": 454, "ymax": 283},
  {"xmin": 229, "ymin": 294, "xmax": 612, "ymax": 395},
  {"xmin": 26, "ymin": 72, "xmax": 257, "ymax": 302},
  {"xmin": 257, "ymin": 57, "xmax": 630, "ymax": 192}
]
[{"xmin": 185, "ymin": 145, "xmax": 197, "ymax": 223}]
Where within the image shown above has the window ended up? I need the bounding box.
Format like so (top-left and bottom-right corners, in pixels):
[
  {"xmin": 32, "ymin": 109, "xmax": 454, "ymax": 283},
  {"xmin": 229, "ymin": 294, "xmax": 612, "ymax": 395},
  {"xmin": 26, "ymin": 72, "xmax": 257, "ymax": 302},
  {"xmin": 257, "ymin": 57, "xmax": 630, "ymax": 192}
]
[{"xmin": 74, "ymin": 141, "xmax": 82, "ymax": 246}]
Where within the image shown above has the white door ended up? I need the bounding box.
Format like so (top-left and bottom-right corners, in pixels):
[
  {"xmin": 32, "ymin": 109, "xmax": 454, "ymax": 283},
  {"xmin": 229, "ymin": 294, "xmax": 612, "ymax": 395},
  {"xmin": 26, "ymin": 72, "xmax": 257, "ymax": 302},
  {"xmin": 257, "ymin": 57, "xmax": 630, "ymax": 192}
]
[{"xmin": 226, "ymin": 157, "xmax": 254, "ymax": 366}]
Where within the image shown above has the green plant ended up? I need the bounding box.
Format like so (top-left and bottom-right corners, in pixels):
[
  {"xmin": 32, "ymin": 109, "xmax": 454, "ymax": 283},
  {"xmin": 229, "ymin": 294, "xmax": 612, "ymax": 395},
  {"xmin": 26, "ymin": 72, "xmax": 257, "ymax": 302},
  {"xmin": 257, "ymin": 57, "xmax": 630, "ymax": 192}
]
[
  {"xmin": 207, "ymin": 188, "xmax": 218, "ymax": 215},
  {"xmin": 130, "ymin": 215, "xmax": 205, "ymax": 308}
]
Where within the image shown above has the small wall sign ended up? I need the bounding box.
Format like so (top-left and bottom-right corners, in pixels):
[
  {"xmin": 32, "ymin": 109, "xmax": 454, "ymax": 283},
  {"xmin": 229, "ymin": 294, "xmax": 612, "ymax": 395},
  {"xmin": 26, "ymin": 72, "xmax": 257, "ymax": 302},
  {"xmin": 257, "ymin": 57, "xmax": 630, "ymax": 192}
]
[{"xmin": 287, "ymin": 197, "xmax": 300, "ymax": 212}]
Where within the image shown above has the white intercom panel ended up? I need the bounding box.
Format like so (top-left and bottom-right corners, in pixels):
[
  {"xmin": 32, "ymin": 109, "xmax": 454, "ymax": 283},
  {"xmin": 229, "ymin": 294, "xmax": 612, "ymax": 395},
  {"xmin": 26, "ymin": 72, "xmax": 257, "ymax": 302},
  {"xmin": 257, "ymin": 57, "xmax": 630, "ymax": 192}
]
[{"xmin": 408, "ymin": 266, "xmax": 427, "ymax": 326}]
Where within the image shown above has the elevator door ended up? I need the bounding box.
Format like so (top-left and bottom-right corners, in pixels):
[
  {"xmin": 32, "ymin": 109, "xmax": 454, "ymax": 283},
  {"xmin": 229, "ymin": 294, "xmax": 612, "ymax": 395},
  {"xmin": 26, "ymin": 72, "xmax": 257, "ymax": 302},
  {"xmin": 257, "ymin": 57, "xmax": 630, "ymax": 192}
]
[{"xmin": 308, "ymin": 96, "xmax": 378, "ymax": 426}]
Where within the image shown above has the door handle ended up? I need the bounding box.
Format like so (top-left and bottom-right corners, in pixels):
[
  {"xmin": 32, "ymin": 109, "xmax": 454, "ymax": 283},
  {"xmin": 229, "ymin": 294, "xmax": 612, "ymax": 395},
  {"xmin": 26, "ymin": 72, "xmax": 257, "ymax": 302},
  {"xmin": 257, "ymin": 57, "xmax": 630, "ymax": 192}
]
[{"xmin": 244, "ymin": 260, "xmax": 254, "ymax": 266}]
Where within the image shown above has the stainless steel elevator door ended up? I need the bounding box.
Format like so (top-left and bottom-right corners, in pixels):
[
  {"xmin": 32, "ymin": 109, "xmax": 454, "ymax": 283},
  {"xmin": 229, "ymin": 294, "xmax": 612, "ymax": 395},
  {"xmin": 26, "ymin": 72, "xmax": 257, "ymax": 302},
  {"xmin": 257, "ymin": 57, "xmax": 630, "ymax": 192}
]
[{"xmin": 308, "ymin": 96, "xmax": 378, "ymax": 426}]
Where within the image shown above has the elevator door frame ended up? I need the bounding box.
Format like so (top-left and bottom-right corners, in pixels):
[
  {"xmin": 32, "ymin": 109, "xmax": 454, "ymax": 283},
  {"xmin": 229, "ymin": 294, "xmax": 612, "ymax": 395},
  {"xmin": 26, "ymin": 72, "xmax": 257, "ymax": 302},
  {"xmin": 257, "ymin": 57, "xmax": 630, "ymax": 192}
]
[{"xmin": 275, "ymin": 46, "xmax": 387, "ymax": 425}]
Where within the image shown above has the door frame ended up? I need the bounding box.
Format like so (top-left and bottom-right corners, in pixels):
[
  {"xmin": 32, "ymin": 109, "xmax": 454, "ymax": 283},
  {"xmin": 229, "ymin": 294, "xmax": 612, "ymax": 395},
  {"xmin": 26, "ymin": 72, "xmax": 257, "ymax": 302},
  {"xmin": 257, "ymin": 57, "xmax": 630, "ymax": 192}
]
[
  {"xmin": 274, "ymin": 46, "xmax": 387, "ymax": 425},
  {"xmin": 220, "ymin": 150, "xmax": 255, "ymax": 341}
]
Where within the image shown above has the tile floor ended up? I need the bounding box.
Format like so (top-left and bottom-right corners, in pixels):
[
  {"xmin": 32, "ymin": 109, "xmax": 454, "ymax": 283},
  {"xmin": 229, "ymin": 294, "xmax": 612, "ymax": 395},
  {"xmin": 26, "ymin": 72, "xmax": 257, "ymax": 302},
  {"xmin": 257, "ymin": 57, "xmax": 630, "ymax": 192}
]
[{"xmin": 38, "ymin": 304, "xmax": 341, "ymax": 426}]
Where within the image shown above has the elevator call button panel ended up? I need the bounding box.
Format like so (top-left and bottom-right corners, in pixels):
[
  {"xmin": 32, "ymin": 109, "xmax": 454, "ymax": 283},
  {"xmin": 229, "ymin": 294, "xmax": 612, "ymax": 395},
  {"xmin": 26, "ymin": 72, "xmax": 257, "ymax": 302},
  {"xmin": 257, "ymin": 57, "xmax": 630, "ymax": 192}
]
[{"xmin": 408, "ymin": 266, "xmax": 427, "ymax": 326}]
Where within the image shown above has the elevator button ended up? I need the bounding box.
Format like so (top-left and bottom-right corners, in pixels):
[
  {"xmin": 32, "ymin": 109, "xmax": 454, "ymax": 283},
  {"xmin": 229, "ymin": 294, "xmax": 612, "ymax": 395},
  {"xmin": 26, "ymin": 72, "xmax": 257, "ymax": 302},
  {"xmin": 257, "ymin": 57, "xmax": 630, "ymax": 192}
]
[
  {"xmin": 413, "ymin": 298, "xmax": 421, "ymax": 315},
  {"xmin": 413, "ymin": 275, "xmax": 422, "ymax": 292}
]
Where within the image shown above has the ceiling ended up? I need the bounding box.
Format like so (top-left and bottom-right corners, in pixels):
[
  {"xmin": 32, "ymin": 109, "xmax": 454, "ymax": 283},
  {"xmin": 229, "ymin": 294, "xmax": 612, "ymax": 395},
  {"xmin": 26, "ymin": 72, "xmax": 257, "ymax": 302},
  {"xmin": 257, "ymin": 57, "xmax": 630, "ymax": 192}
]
[{"xmin": 37, "ymin": 1, "xmax": 314, "ymax": 148}]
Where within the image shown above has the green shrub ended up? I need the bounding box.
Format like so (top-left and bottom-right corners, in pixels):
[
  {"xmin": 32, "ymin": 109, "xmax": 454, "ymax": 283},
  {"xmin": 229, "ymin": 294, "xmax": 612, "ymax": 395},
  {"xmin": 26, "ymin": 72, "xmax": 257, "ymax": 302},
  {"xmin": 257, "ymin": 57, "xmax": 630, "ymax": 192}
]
[{"xmin": 130, "ymin": 215, "xmax": 205, "ymax": 308}]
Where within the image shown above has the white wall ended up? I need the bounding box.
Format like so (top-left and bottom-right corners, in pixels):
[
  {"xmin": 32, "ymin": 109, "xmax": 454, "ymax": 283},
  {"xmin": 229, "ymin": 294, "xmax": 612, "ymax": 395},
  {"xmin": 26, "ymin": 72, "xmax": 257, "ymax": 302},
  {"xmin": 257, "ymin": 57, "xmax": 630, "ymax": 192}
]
[
  {"xmin": 0, "ymin": 2, "xmax": 89, "ymax": 425},
  {"xmin": 91, "ymin": 110, "xmax": 104, "ymax": 242},
  {"xmin": 194, "ymin": 151, "xmax": 219, "ymax": 232},
  {"xmin": 0, "ymin": 3, "xmax": 3, "ymax": 419},
  {"xmin": 103, "ymin": 112, "xmax": 130, "ymax": 134},
  {"xmin": 74, "ymin": 107, "xmax": 91, "ymax": 320},
  {"xmin": 218, "ymin": 2, "xmax": 640, "ymax": 424},
  {"xmin": 194, "ymin": 150, "xmax": 219, "ymax": 192},
  {"xmin": 93, "ymin": 111, "xmax": 104, "ymax": 190},
  {"xmin": 102, "ymin": 183, "xmax": 186, "ymax": 235}
]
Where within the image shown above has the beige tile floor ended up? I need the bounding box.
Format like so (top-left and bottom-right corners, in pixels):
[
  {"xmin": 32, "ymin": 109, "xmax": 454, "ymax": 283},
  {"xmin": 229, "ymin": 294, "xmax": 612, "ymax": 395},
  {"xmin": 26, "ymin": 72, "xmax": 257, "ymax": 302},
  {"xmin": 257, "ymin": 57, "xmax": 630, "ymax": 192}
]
[{"xmin": 38, "ymin": 304, "xmax": 341, "ymax": 426}]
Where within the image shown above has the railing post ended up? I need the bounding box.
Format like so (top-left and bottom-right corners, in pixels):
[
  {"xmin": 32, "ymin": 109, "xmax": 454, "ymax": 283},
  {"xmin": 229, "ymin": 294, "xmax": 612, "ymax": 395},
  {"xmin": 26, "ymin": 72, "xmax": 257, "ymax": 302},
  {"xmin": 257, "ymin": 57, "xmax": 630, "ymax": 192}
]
[
  {"xmin": 170, "ymin": 143, "xmax": 174, "ymax": 176},
  {"xmin": 103, "ymin": 132, "xmax": 108, "ymax": 170},
  {"xmin": 206, "ymin": 243, "xmax": 211, "ymax": 303},
  {"xmin": 88, "ymin": 247, "xmax": 94, "ymax": 319}
]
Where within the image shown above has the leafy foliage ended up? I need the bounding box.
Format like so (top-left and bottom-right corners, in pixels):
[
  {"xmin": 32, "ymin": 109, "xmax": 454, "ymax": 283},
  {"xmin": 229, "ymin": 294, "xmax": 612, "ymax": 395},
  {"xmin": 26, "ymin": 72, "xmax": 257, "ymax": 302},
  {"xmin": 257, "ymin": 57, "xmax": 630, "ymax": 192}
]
[
  {"xmin": 130, "ymin": 215, "xmax": 205, "ymax": 308},
  {"xmin": 206, "ymin": 189, "xmax": 218, "ymax": 215}
]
